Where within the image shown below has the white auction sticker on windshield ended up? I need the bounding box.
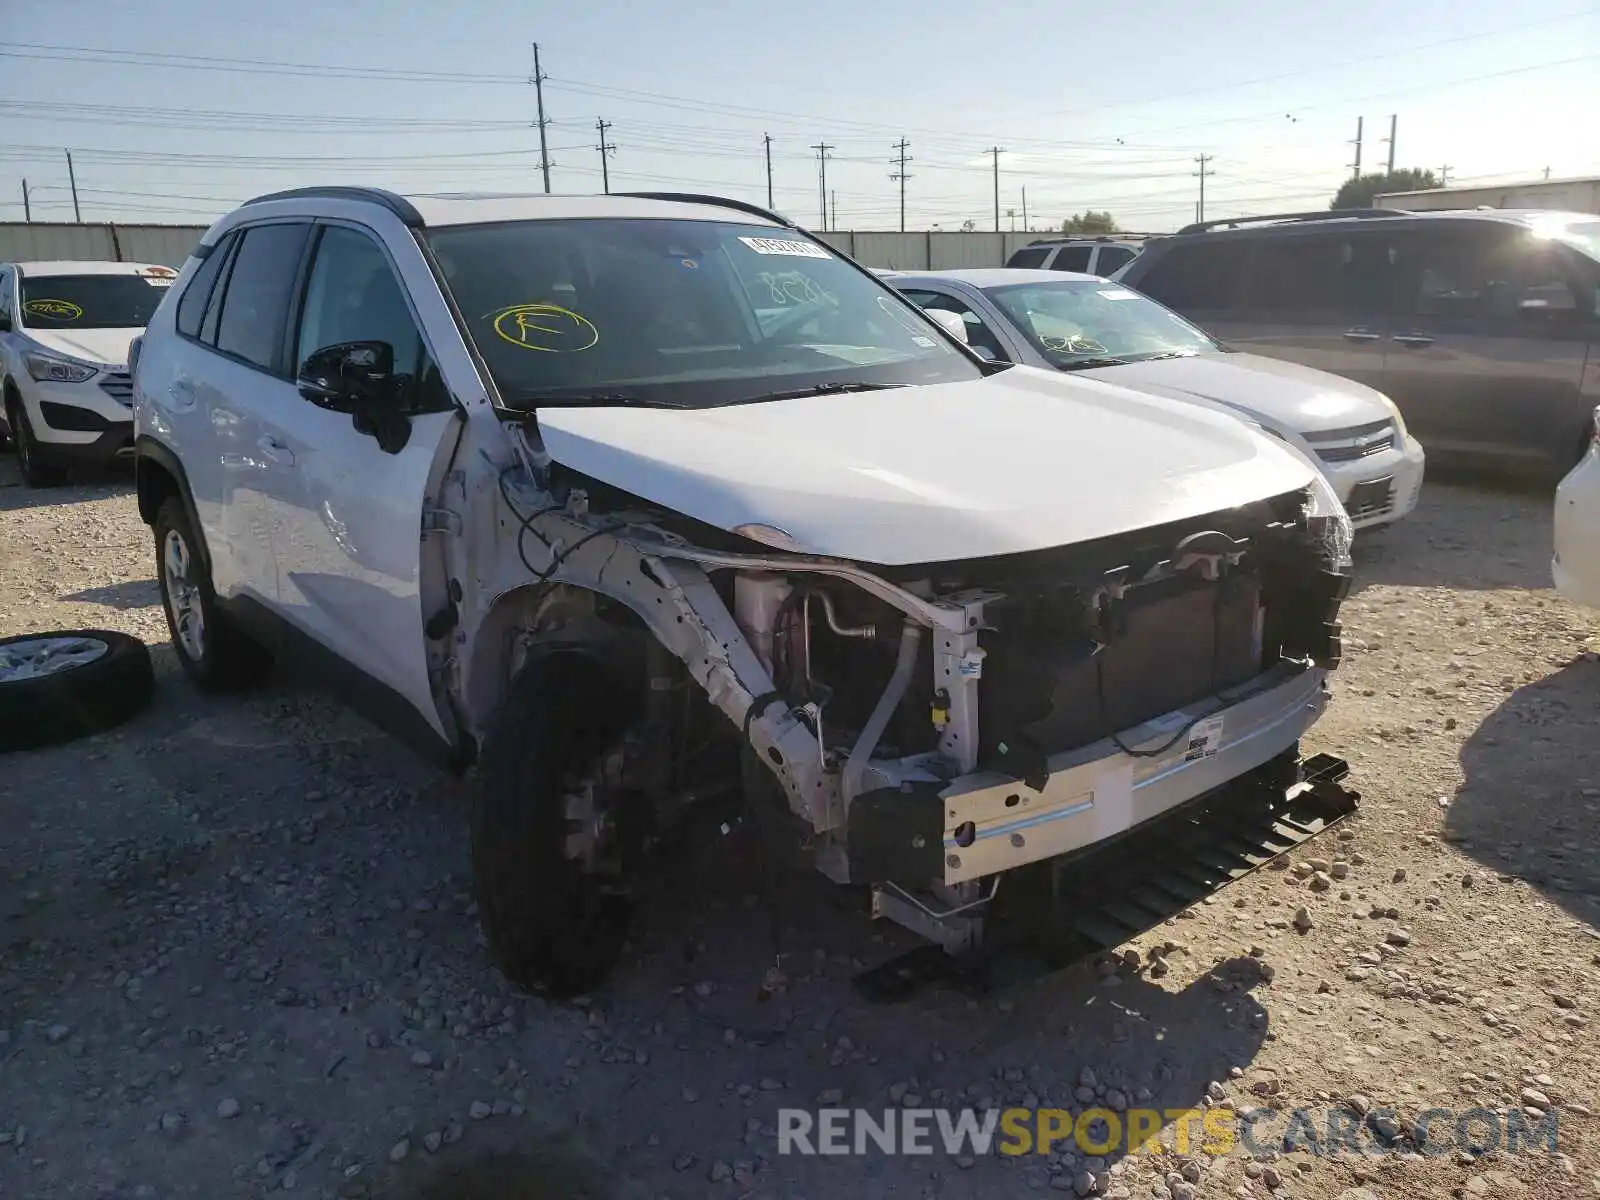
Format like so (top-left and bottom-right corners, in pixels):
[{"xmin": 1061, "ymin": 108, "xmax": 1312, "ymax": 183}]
[
  {"xmin": 738, "ymin": 236, "xmax": 831, "ymax": 259},
  {"xmin": 1097, "ymin": 288, "xmax": 1139, "ymax": 300}
]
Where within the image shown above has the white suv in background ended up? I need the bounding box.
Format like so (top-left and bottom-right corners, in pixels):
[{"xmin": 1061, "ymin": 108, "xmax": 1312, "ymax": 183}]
[
  {"xmin": 0, "ymin": 259, "xmax": 177, "ymax": 485},
  {"xmin": 132, "ymin": 187, "xmax": 1354, "ymax": 996}
]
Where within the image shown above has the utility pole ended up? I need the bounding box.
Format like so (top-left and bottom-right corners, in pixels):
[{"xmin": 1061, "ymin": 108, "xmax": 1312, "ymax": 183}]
[
  {"xmin": 889, "ymin": 138, "xmax": 913, "ymax": 233},
  {"xmin": 986, "ymin": 147, "xmax": 1004, "ymax": 232},
  {"xmin": 1005, "ymin": 207, "xmax": 1016, "ymax": 232},
  {"xmin": 763, "ymin": 134, "xmax": 774, "ymax": 208},
  {"xmin": 1544, "ymin": 166, "xmax": 1552, "ymax": 181},
  {"xmin": 1021, "ymin": 186, "xmax": 1028, "ymax": 232},
  {"xmin": 21, "ymin": 179, "xmax": 31, "ymax": 222},
  {"xmin": 811, "ymin": 142, "xmax": 834, "ymax": 229},
  {"xmin": 530, "ymin": 43, "xmax": 553, "ymax": 194},
  {"xmin": 65, "ymin": 149, "xmax": 80, "ymax": 221},
  {"xmin": 1193, "ymin": 154, "xmax": 1213, "ymax": 224},
  {"xmin": 1349, "ymin": 117, "xmax": 1364, "ymax": 181},
  {"xmin": 1438, "ymin": 164, "xmax": 1452, "ymax": 186},
  {"xmin": 595, "ymin": 118, "xmax": 616, "ymax": 194},
  {"xmin": 1383, "ymin": 114, "xmax": 1397, "ymax": 175}
]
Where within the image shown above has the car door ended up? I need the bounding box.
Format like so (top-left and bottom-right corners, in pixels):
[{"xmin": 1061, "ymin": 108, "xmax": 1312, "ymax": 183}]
[
  {"xmin": 896, "ymin": 285, "xmax": 1024, "ymax": 364},
  {"xmin": 181, "ymin": 220, "xmax": 314, "ymax": 605},
  {"xmin": 1382, "ymin": 222, "xmax": 1597, "ymax": 467},
  {"xmin": 1122, "ymin": 238, "xmax": 1257, "ymax": 349},
  {"xmin": 263, "ymin": 221, "xmax": 463, "ymax": 738},
  {"xmin": 1228, "ymin": 228, "xmax": 1394, "ymax": 393}
]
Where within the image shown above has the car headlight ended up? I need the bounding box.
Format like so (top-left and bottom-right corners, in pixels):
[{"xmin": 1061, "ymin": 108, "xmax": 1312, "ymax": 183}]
[
  {"xmin": 1304, "ymin": 468, "xmax": 1354, "ymax": 572},
  {"xmin": 1375, "ymin": 392, "xmax": 1409, "ymax": 443},
  {"xmin": 24, "ymin": 352, "xmax": 99, "ymax": 384}
]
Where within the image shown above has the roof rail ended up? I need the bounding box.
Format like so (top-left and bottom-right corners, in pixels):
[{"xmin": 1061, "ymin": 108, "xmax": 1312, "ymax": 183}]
[
  {"xmin": 614, "ymin": 192, "xmax": 796, "ymax": 229},
  {"xmin": 241, "ymin": 186, "xmax": 424, "ymax": 227},
  {"xmin": 1175, "ymin": 208, "xmax": 1410, "ymax": 235}
]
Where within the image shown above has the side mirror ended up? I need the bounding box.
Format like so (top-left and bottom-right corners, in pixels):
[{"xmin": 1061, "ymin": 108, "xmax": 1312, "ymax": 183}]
[
  {"xmin": 297, "ymin": 340, "xmax": 401, "ymax": 411},
  {"xmin": 925, "ymin": 309, "xmax": 969, "ymax": 345},
  {"xmin": 297, "ymin": 341, "xmax": 412, "ymax": 454}
]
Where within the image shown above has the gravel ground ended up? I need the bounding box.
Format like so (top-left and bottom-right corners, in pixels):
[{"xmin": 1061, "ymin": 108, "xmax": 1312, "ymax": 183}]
[{"xmin": 1, "ymin": 457, "xmax": 1597, "ymax": 1200}]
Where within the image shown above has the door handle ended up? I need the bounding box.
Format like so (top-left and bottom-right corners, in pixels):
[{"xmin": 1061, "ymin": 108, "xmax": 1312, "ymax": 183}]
[
  {"xmin": 257, "ymin": 436, "xmax": 295, "ymax": 466},
  {"xmin": 1342, "ymin": 328, "xmax": 1382, "ymax": 342},
  {"xmin": 1391, "ymin": 333, "xmax": 1436, "ymax": 348}
]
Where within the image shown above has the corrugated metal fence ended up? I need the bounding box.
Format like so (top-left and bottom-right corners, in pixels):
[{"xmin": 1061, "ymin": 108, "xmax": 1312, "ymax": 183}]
[
  {"xmin": 0, "ymin": 222, "xmax": 207, "ymax": 267},
  {"xmin": 1, "ymin": 222, "xmax": 1053, "ymax": 271}
]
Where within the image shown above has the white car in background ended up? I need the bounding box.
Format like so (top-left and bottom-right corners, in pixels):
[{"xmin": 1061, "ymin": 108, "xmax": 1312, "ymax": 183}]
[
  {"xmin": 1554, "ymin": 405, "xmax": 1600, "ymax": 609},
  {"xmin": 0, "ymin": 259, "xmax": 177, "ymax": 486},
  {"xmin": 882, "ymin": 268, "xmax": 1427, "ymax": 532}
]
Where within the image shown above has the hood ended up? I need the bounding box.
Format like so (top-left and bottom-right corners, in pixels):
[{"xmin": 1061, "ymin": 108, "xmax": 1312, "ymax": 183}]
[
  {"xmin": 1077, "ymin": 351, "xmax": 1393, "ymax": 434},
  {"xmin": 22, "ymin": 328, "xmax": 141, "ymax": 369},
  {"xmin": 535, "ymin": 366, "xmax": 1318, "ymax": 566}
]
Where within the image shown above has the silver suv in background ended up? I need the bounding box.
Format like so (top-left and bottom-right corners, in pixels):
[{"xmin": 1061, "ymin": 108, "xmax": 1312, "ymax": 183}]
[
  {"xmin": 1005, "ymin": 236, "xmax": 1146, "ymax": 277},
  {"xmin": 1117, "ymin": 209, "xmax": 1600, "ymax": 474}
]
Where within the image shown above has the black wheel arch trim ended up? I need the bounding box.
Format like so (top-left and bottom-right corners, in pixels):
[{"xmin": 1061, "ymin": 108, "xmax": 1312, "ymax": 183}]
[{"xmin": 135, "ymin": 435, "xmax": 212, "ymax": 572}]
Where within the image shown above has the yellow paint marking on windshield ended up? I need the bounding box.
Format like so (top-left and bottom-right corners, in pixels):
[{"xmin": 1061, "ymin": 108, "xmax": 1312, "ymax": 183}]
[
  {"xmin": 24, "ymin": 299, "xmax": 83, "ymax": 320},
  {"xmin": 487, "ymin": 303, "xmax": 599, "ymax": 353}
]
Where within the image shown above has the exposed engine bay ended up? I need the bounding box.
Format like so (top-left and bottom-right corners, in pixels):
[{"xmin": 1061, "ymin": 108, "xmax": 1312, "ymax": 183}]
[{"xmin": 474, "ymin": 427, "xmax": 1352, "ymax": 960}]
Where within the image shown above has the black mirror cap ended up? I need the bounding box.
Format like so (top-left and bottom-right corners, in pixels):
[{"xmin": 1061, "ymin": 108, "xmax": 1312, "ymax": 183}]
[{"xmin": 296, "ymin": 340, "xmax": 398, "ymax": 411}]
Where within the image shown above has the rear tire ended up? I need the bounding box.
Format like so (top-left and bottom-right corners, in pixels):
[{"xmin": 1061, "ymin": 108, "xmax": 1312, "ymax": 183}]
[
  {"xmin": 153, "ymin": 497, "xmax": 272, "ymax": 691},
  {"xmin": 472, "ymin": 646, "xmax": 646, "ymax": 997},
  {"xmin": 0, "ymin": 630, "xmax": 154, "ymax": 752},
  {"xmin": 7, "ymin": 397, "xmax": 67, "ymax": 488}
]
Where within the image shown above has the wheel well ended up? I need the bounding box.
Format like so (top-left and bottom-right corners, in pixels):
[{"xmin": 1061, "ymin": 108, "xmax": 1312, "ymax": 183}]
[
  {"xmin": 135, "ymin": 456, "xmax": 182, "ymax": 528},
  {"xmin": 465, "ymin": 584, "xmax": 653, "ymax": 736}
]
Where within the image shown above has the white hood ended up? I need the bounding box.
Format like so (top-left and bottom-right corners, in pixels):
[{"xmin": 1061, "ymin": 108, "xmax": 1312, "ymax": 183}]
[
  {"xmin": 536, "ymin": 365, "xmax": 1318, "ymax": 566},
  {"xmin": 23, "ymin": 327, "xmax": 141, "ymax": 369},
  {"xmin": 1079, "ymin": 351, "xmax": 1393, "ymax": 434}
]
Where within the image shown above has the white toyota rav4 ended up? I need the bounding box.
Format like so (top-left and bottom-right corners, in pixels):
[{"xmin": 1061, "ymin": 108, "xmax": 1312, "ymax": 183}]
[
  {"xmin": 132, "ymin": 188, "xmax": 1356, "ymax": 995},
  {"xmin": 1, "ymin": 259, "xmax": 178, "ymax": 485}
]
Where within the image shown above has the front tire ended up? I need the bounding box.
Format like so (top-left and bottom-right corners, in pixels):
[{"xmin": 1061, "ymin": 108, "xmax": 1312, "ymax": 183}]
[
  {"xmin": 472, "ymin": 646, "xmax": 647, "ymax": 997},
  {"xmin": 153, "ymin": 498, "xmax": 272, "ymax": 691},
  {"xmin": 7, "ymin": 396, "xmax": 67, "ymax": 488}
]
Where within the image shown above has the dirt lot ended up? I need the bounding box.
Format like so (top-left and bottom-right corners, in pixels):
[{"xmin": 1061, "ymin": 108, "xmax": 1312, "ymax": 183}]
[{"xmin": 1, "ymin": 458, "xmax": 1597, "ymax": 1200}]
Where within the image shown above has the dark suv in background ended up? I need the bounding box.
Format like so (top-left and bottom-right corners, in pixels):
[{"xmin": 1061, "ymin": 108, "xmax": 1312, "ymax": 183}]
[{"xmin": 1118, "ymin": 209, "xmax": 1600, "ymax": 474}]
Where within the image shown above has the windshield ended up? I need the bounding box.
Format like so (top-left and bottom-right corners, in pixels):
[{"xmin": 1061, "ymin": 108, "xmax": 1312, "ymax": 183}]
[
  {"xmin": 425, "ymin": 218, "xmax": 982, "ymax": 408},
  {"xmin": 18, "ymin": 272, "xmax": 172, "ymax": 331},
  {"xmin": 984, "ymin": 279, "xmax": 1219, "ymax": 368}
]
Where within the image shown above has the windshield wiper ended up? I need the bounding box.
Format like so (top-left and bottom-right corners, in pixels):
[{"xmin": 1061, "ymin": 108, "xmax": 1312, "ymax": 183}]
[
  {"xmin": 1056, "ymin": 356, "xmax": 1131, "ymax": 371},
  {"xmin": 503, "ymin": 390, "xmax": 696, "ymax": 410},
  {"xmin": 738, "ymin": 381, "xmax": 905, "ymax": 403},
  {"xmin": 1136, "ymin": 350, "xmax": 1201, "ymax": 362}
]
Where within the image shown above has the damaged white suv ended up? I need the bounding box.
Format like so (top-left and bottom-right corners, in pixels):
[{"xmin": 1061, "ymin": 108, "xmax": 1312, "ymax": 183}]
[{"xmin": 132, "ymin": 189, "xmax": 1355, "ymax": 995}]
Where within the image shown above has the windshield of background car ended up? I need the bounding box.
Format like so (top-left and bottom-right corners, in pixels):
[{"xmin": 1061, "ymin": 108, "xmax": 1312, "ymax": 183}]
[
  {"xmin": 18, "ymin": 272, "xmax": 173, "ymax": 331},
  {"xmin": 985, "ymin": 280, "xmax": 1219, "ymax": 367},
  {"xmin": 424, "ymin": 218, "xmax": 981, "ymax": 407}
]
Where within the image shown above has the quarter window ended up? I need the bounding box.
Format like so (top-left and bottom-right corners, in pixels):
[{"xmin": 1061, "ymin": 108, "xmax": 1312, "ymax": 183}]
[{"xmin": 176, "ymin": 233, "xmax": 235, "ymax": 340}]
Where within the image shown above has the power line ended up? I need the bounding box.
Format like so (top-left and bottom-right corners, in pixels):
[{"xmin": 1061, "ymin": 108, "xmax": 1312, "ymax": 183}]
[
  {"xmin": 595, "ymin": 118, "xmax": 616, "ymax": 194},
  {"xmin": 531, "ymin": 43, "xmax": 552, "ymax": 194},
  {"xmin": 889, "ymin": 138, "xmax": 913, "ymax": 233}
]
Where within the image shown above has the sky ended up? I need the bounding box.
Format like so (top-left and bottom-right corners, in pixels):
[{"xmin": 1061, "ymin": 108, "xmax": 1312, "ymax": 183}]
[{"xmin": 0, "ymin": 0, "xmax": 1597, "ymax": 234}]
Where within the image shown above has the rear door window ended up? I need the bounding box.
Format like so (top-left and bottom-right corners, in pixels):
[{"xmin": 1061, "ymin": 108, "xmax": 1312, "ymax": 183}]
[
  {"xmin": 211, "ymin": 222, "xmax": 313, "ymax": 373},
  {"xmin": 1132, "ymin": 241, "xmax": 1251, "ymax": 313},
  {"xmin": 1092, "ymin": 246, "xmax": 1137, "ymax": 276},
  {"xmin": 1394, "ymin": 225, "xmax": 1584, "ymax": 323},
  {"xmin": 1049, "ymin": 246, "xmax": 1093, "ymax": 272},
  {"xmin": 1007, "ymin": 247, "xmax": 1051, "ymax": 268},
  {"xmin": 1244, "ymin": 232, "xmax": 1392, "ymax": 317}
]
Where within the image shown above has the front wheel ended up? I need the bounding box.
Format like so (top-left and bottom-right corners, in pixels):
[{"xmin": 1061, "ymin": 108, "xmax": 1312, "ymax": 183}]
[
  {"xmin": 7, "ymin": 397, "xmax": 66, "ymax": 488},
  {"xmin": 472, "ymin": 645, "xmax": 648, "ymax": 996}
]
